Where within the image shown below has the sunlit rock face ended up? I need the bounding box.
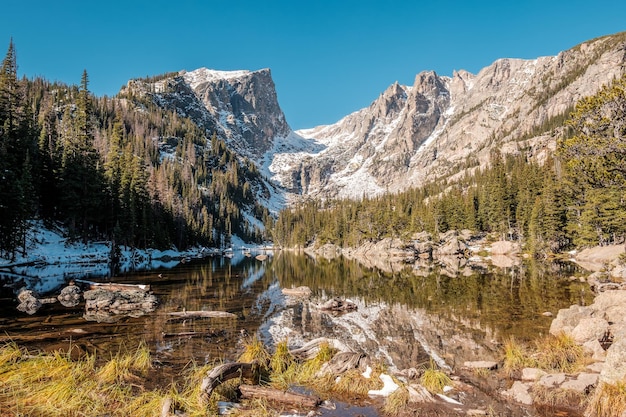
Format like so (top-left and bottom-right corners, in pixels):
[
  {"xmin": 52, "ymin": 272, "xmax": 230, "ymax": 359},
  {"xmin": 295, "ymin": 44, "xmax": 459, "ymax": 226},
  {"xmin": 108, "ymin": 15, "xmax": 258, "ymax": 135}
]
[
  {"xmin": 279, "ymin": 34, "xmax": 626, "ymax": 199},
  {"xmin": 122, "ymin": 68, "xmax": 291, "ymax": 160},
  {"xmin": 125, "ymin": 34, "xmax": 626, "ymax": 204}
]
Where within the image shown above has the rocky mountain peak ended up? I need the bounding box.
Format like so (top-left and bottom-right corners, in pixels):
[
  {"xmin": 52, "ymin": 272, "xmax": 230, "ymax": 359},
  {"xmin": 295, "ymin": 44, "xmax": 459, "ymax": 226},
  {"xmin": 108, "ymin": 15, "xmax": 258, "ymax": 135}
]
[
  {"xmin": 130, "ymin": 32, "xmax": 626, "ymax": 205},
  {"xmin": 280, "ymin": 32, "xmax": 626, "ymax": 200},
  {"xmin": 123, "ymin": 67, "xmax": 291, "ymax": 160}
]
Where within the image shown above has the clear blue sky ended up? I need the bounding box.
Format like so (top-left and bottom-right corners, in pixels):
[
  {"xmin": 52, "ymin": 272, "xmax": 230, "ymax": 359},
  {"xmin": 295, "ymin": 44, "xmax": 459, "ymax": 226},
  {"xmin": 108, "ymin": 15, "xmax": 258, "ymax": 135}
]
[{"xmin": 2, "ymin": 0, "xmax": 625, "ymax": 130}]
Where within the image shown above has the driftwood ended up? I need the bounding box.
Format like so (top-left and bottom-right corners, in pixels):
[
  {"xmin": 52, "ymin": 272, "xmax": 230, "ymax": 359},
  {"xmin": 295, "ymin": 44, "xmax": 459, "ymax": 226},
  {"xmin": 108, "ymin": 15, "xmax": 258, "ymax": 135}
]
[
  {"xmin": 238, "ymin": 384, "xmax": 320, "ymax": 408},
  {"xmin": 167, "ymin": 310, "xmax": 236, "ymax": 319},
  {"xmin": 200, "ymin": 361, "xmax": 260, "ymax": 403},
  {"xmin": 289, "ymin": 337, "xmax": 353, "ymax": 361},
  {"xmin": 75, "ymin": 278, "xmax": 151, "ymax": 292},
  {"xmin": 316, "ymin": 351, "xmax": 367, "ymax": 377}
]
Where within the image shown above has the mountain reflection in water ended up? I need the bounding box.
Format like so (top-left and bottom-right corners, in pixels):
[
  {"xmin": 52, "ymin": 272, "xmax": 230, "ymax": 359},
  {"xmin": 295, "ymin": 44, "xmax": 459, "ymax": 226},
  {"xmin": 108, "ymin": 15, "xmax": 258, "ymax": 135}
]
[{"xmin": 0, "ymin": 251, "xmax": 592, "ymax": 383}]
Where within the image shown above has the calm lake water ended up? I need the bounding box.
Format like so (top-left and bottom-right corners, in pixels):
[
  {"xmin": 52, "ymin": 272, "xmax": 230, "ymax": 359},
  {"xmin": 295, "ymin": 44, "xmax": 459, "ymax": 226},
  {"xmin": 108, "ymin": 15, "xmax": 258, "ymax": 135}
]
[{"xmin": 0, "ymin": 251, "xmax": 592, "ymax": 387}]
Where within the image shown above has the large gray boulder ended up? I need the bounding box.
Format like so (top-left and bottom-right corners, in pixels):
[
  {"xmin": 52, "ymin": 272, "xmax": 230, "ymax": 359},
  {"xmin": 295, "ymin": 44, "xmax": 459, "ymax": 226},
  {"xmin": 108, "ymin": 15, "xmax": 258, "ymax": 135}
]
[
  {"xmin": 602, "ymin": 337, "xmax": 626, "ymax": 384},
  {"xmin": 549, "ymin": 304, "xmax": 593, "ymax": 336}
]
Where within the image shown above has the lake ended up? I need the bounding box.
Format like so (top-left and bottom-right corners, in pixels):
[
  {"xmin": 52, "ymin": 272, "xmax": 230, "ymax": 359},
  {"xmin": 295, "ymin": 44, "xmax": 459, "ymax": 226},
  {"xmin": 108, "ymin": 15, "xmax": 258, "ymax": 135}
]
[{"xmin": 0, "ymin": 250, "xmax": 591, "ymax": 384}]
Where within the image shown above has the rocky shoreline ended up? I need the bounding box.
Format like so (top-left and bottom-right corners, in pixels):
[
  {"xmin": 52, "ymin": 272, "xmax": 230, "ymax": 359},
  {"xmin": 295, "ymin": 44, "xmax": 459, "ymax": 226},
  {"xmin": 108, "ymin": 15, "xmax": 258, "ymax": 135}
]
[{"xmin": 304, "ymin": 232, "xmax": 626, "ymax": 416}]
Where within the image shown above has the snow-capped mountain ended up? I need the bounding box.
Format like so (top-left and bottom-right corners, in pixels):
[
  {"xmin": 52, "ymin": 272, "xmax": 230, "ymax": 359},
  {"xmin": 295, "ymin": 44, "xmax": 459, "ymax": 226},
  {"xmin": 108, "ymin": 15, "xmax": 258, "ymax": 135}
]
[
  {"xmin": 122, "ymin": 68, "xmax": 291, "ymax": 160},
  {"xmin": 123, "ymin": 32, "xmax": 626, "ymax": 203},
  {"xmin": 275, "ymin": 33, "xmax": 626, "ymax": 199}
]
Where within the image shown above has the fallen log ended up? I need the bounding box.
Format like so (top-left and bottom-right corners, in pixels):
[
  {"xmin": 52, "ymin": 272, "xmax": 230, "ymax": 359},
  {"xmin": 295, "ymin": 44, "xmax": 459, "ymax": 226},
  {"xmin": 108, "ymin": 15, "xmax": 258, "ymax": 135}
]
[
  {"xmin": 75, "ymin": 279, "xmax": 151, "ymax": 292},
  {"xmin": 289, "ymin": 337, "xmax": 353, "ymax": 361},
  {"xmin": 200, "ymin": 361, "xmax": 260, "ymax": 403},
  {"xmin": 238, "ymin": 384, "xmax": 320, "ymax": 408},
  {"xmin": 316, "ymin": 351, "xmax": 367, "ymax": 377},
  {"xmin": 167, "ymin": 310, "xmax": 237, "ymax": 319}
]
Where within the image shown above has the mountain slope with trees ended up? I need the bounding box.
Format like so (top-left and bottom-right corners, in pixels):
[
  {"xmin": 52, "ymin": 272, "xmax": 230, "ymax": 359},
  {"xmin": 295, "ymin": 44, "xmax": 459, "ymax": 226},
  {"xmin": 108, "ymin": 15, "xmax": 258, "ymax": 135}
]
[
  {"xmin": 272, "ymin": 72, "xmax": 626, "ymax": 254},
  {"xmin": 0, "ymin": 40, "xmax": 273, "ymax": 261}
]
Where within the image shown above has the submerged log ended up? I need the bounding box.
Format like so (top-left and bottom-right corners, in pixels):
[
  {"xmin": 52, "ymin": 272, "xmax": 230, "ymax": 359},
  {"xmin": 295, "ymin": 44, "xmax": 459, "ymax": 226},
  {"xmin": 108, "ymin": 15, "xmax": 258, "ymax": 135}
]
[
  {"xmin": 281, "ymin": 286, "xmax": 312, "ymax": 297},
  {"xmin": 200, "ymin": 361, "xmax": 260, "ymax": 403},
  {"xmin": 238, "ymin": 384, "xmax": 320, "ymax": 408},
  {"xmin": 167, "ymin": 310, "xmax": 237, "ymax": 319},
  {"xmin": 75, "ymin": 278, "xmax": 151, "ymax": 292}
]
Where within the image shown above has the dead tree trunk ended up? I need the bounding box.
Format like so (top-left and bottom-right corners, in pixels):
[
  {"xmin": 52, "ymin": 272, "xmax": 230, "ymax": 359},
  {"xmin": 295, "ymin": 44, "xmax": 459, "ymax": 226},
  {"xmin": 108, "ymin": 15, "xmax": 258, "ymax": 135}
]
[
  {"xmin": 200, "ymin": 361, "xmax": 260, "ymax": 404},
  {"xmin": 289, "ymin": 337, "xmax": 353, "ymax": 361},
  {"xmin": 316, "ymin": 351, "xmax": 367, "ymax": 377}
]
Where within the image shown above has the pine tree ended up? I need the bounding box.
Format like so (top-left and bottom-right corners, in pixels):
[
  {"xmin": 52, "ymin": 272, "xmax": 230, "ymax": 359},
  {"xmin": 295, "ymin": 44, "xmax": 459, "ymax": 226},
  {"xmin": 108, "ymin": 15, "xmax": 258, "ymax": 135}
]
[{"xmin": 0, "ymin": 40, "xmax": 35, "ymax": 258}]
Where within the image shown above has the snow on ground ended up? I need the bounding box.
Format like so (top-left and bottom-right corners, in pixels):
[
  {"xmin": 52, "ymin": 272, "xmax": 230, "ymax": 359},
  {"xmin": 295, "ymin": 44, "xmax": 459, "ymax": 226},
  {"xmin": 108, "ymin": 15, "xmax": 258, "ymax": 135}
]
[{"xmin": 0, "ymin": 221, "xmax": 259, "ymax": 295}]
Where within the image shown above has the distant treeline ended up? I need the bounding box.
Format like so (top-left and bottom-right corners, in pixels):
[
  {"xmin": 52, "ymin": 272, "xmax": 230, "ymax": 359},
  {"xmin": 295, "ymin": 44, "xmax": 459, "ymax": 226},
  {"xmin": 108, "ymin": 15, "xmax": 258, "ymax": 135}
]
[
  {"xmin": 0, "ymin": 40, "xmax": 271, "ymax": 260},
  {"xmin": 272, "ymin": 73, "xmax": 626, "ymax": 255}
]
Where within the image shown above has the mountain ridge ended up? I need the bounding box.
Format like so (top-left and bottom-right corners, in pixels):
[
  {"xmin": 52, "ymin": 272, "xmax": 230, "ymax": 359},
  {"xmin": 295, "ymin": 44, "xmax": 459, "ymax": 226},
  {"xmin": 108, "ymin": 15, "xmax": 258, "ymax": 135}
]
[{"xmin": 125, "ymin": 32, "xmax": 626, "ymax": 204}]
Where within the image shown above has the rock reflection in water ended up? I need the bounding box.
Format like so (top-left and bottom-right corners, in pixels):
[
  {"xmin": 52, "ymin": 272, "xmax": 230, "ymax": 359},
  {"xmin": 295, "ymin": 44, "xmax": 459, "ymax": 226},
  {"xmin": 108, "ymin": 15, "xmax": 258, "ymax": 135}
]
[
  {"xmin": 267, "ymin": 252, "xmax": 593, "ymax": 373},
  {"xmin": 0, "ymin": 251, "xmax": 592, "ymax": 388}
]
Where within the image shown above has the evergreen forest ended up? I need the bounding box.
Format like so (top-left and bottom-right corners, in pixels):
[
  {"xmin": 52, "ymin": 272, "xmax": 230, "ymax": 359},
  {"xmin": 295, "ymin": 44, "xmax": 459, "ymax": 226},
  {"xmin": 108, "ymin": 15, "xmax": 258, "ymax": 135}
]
[
  {"xmin": 0, "ymin": 40, "xmax": 272, "ymax": 260},
  {"xmin": 2, "ymin": 37, "xmax": 626, "ymax": 262},
  {"xmin": 272, "ymin": 72, "xmax": 626, "ymax": 255}
]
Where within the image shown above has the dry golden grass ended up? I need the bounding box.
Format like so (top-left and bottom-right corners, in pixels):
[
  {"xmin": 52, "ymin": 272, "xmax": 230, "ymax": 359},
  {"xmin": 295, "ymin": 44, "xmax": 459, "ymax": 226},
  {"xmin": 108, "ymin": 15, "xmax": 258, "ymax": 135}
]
[
  {"xmin": 269, "ymin": 339, "xmax": 294, "ymax": 374},
  {"xmin": 502, "ymin": 336, "xmax": 533, "ymax": 376},
  {"xmin": 585, "ymin": 380, "xmax": 626, "ymax": 417},
  {"xmin": 239, "ymin": 336, "xmax": 271, "ymax": 367},
  {"xmin": 0, "ymin": 342, "xmax": 177, "ymax": 417},
  {"xmin": 533, "ymin": 332, "xmax": 585, "ymax": 373},
  {"xmin": 502, "ymin": 333, "xmax": 587, "ymax": 375},
  {"xmin": 420, "ymin": 361, "xmax": 452, "ymax": 394},
  {"xmin": 332, "ymin": 368, "xmax": 380, "ymax": 396},
  {"xmin": 383, "ymin": 385, "xmax": 410, "ymax": 415},
  {"xmin": 531, "ymin": 384, "xmax": 585, "ymax": 410}
]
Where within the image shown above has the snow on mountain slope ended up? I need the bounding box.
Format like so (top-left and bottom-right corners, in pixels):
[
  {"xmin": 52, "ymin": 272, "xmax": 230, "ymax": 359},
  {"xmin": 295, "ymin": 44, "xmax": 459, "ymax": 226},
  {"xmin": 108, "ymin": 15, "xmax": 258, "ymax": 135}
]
[
  {"xmin": 128, "ymin": 33, "xmax": 626, "ymax": 204},
  {"xmin": 271, "ymin": 34, "xmax": 626, "ymax": 199}
]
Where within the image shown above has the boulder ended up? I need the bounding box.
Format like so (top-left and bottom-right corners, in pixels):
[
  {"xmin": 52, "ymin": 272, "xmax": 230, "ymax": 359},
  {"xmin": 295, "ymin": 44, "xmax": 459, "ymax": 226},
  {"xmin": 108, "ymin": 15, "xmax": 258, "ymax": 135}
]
[
  {"xmin": 570, "ymin": 317, "xmax": 609, "ymax": 345},
  {"xmin": 537, "ymin": 373, "xmax": 566, "ymax": 388},
  {"xmin": 437, "ymin": 233, "xmax": 467, "ymax": 256},
  {"xmin": 521, "ymin": 368, "xmax": 547, "ymax": 381},
  {"xmin": 583, "ymin": 339, "xmax": 607, "ymax": 361},
  {"xmin": 560, "ymin": 373, "xmax": 598, "ymax": 393},
  {"xmin": 57, "ymin": 284, "xmax": 83, "ymax": 307},
  {"xmin": 592, "ymin": 290, "xmax": 626, "ymax": 324},
  {"xmin": 601, "ymin": 337, "xmax": 626, "ymax": 384},
  {"xmin": 502, "ymin": 381, "xmax": 533, "ymax": 405},
  {"xmin": 84, "ymin": 288, "xmax": 158, "ymax": 322},
  {"xmin": 549, "ymin": 305, "xmax": 593, "ymax": 336},
  {"xmin": 16, "ymin": 288, "xmax": 42, "ymax": 315}
]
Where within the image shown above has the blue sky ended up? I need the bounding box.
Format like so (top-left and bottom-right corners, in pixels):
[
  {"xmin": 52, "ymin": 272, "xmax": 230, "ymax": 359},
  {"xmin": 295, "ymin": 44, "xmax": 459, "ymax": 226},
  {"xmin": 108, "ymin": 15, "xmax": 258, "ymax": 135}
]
[{"xmin": 2, "ymin": 0, "xmax": 625, "ymax": 130}]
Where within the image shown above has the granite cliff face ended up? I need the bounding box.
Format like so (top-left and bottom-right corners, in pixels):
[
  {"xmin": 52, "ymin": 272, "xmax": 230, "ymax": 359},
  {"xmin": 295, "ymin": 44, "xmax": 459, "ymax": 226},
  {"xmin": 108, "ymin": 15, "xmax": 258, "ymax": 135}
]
[
  {"xmin": 122, "ymin": 68, "xmax": 291, "ymax": 160},
  {"xmin": 269, "ymin": 33, "xmax": 626, "ymax": 199},
  {"xmin": 123, "ymin": 32, "xmax": 626, "ymax": 203}
]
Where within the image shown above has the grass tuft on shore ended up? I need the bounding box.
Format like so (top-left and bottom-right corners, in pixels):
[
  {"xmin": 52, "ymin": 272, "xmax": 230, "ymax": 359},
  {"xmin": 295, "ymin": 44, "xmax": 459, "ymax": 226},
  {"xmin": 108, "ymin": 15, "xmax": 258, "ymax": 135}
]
[
  {"xmin": 502, "ymin": 333, "xmax": 587, "ymax": 375},
  {"xmin": 585, "ymin": 380, "xmax": 626, "ymax": 417},
  {"xmin": 534, "ymin": 332, "xmax": 585, "ymax": 373},
  {"xmin": 383, "ymin": 385, "xmax": 410, "ymax": 415},
  {"xmin": 420, "ymin": 360, "xmax": 451, "ymax": 394},
  {"xmin": 0, "ymin": 342, "xmax": 195, "ymax": 417}
]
